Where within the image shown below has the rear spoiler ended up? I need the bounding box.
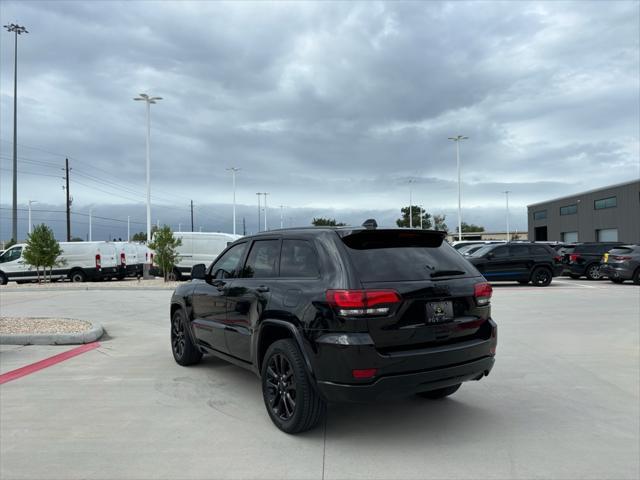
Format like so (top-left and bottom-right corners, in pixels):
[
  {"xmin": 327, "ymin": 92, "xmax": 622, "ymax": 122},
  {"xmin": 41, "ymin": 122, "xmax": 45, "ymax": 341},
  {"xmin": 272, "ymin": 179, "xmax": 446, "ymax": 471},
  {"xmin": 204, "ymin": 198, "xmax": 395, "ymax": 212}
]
[{"xmin": 339, "ymin": 229, "xmax": 446, "ymax": 250}]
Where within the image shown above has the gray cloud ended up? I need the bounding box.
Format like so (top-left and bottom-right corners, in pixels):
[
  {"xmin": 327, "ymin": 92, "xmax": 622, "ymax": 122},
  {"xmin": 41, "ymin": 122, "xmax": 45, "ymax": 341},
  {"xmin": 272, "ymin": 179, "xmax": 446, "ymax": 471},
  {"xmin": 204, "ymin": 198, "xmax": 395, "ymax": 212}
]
[{"xmin": 1, "ymin": 0, "xmax": 638, "ymax": 241}]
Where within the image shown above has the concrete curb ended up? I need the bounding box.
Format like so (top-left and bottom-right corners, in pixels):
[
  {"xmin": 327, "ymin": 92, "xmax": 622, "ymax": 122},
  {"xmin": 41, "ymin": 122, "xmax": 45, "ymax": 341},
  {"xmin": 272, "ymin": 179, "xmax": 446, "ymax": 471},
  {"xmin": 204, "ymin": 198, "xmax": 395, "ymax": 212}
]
[{"xmin": 0, "ymin": 322, "xmax": 104, "ymax": 345}]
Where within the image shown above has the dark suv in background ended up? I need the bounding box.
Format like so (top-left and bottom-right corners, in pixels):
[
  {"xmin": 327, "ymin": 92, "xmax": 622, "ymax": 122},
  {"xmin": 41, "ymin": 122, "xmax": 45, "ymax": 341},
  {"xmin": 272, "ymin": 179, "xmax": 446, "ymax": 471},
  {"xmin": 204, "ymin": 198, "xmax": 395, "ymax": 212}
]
[
  {"xmin": 466, "ymin": 242, "xmax": 563, "ymax": 286},
  {"xmin": 567, "ymin": 242, "xmax": 623, "ymax": 280},
  {"xmin": 169, "ymin": 225, "xmax": 497, "ymax": 433}
]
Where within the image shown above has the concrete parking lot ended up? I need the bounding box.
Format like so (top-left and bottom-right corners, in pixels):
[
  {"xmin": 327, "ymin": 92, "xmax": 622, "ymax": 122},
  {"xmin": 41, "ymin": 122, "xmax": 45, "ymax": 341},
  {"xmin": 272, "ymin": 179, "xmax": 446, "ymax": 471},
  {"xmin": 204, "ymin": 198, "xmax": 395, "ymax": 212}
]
[{"xmin": 1, "ymin": 279, "xmax": 639, "ymax": 480}]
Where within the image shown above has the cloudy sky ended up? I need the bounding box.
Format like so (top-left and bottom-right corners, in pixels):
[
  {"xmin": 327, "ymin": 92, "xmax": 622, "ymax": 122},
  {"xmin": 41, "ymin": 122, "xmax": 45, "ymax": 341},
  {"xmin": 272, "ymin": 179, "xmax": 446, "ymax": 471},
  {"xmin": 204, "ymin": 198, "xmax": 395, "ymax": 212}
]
[{"xmin": 1, "ymin": 0, "xmax": 638, "ymax": 240}]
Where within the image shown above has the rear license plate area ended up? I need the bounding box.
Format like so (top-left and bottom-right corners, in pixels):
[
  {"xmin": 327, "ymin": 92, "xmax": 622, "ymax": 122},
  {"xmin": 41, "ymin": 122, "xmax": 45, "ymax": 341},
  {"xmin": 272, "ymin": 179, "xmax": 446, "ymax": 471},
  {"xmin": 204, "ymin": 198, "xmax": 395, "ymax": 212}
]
[{"xmin": 426, "ymin": 301, "xmax": 454, "ymax": 324}]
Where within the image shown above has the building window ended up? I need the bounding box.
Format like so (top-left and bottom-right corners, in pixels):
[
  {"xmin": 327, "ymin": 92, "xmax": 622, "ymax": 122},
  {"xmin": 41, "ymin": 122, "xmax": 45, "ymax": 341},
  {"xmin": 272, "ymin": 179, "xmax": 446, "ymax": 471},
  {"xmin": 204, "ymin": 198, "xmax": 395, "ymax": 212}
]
[
  {"xmin": 596, "ymin": 229, "xmax": 618, "ymax": 241},
  {"xmin": 560, "ymin": 204, "xmax": 577, "ymax": 215},
  {"xmin": 533, "ymin": 210, "xmax": 547, "ymax": 220},
  {"xmin": 562, "ymin": 232, "xmax": 578, "ymax": 243},
  {"xmin": 594, "ymin": 196, "xmax": 616, "ymax": 210}
]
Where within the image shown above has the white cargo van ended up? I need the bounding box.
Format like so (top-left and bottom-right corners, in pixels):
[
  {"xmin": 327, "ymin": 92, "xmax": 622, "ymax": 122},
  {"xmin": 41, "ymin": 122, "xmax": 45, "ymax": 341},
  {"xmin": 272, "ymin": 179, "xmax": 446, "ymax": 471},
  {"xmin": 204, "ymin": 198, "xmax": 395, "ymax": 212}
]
[
  {"xmin": 171, "ymin": 232, "xmax": 242, "ymax": 280},
  {"xmin": 114, "ymin": 242, "xmax": 140, "ymax": 278},
  {"xmin": 0, "ymin": 241, "xmax": 118, "ymax": 284}
]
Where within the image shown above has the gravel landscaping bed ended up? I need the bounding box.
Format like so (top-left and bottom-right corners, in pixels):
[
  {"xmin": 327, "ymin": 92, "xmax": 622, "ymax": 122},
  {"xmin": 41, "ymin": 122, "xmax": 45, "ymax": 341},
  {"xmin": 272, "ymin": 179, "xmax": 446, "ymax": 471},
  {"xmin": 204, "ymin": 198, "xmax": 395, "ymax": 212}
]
[
  {"xmin": 0, "ymin": 317, "xmax": 92, "ymax": 335},
  {"xmin": 0, "ymin": 278, "xmax": 180, "ymax": 290}
]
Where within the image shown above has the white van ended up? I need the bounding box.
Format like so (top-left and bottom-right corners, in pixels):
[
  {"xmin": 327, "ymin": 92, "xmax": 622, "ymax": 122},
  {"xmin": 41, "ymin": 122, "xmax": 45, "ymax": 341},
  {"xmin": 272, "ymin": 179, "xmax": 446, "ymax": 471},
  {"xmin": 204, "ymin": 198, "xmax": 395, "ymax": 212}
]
[
  {"xmin": 171, "ymin": 232, "xmax": 242, "ymax": 280},
  {"xmin": 113, "ymin": 242, "xmax": 140, "ymax": 279},
  {"xmin": 0, "ymin": 241, "xmax": 119, "ymax": 284}
]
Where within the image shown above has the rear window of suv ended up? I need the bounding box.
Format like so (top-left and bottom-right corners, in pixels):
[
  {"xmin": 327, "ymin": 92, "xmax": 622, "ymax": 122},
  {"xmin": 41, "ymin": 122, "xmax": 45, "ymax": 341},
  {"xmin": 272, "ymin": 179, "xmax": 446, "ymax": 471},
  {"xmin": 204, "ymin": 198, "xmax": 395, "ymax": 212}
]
[{"xmin": 340, "ymin": 230, "xmax": 477, "ymax": 282}]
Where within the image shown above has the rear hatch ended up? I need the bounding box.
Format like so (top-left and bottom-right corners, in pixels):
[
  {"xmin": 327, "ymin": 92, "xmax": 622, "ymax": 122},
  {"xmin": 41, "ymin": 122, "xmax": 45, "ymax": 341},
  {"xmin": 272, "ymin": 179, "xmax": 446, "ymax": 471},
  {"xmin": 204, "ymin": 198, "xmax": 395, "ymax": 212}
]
[{"xmin": 339, "ymin": 229, "xmax": 491, "ymax": 352}]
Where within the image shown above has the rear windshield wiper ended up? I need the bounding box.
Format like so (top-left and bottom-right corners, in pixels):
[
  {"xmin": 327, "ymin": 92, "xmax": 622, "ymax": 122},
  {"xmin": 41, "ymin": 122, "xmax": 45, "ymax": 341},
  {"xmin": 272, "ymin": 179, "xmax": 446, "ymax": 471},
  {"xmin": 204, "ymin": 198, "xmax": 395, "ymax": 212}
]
[{"xmin": 430, "ymin": 270, "xmax": 466, "ymax": 278}]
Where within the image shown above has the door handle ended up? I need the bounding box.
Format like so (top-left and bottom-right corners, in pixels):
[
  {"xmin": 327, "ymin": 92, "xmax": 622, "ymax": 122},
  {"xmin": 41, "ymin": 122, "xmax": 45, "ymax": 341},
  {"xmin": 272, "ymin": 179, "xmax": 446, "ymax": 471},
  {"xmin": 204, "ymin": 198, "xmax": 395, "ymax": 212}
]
[{"xmin": 256, "ymin": 286, "xmax": 270, "ymax": 293}]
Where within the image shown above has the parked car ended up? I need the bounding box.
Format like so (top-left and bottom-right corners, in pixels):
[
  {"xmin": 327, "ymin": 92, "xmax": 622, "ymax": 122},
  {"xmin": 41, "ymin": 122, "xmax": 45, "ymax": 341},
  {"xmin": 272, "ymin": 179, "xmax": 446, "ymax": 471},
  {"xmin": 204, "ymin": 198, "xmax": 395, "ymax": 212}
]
[
  {"xmin": 451, "ymin": 240, "xmax": 503, "ymax": 250},
  {"xmin": 169, "ymin": 225, "xmax": 497, "ymax": 433},
  {"xmin": 0, "ymin": 241, "xmax": 118, "ymax": 284},
  {"xmin": 567, "ymin": 242, "xmax": 623, "ymax": 280},
  {"xmin": 169, "ymin": 232, "xmax": 242, "ymax": 280},
  {"xmin": 600, "ymin": 245, "xmax": 640, "ymax": 284},
  {"xmin": 466, "ymin": 242, "xmax": 563, "ymax": 286},
  {"xmin": 461, "ymin": 244, "xmax": 486, "ymax": 256},
  {"xmin": 557, "ymin": 243, "xmax": 578, "ymax": 275}
]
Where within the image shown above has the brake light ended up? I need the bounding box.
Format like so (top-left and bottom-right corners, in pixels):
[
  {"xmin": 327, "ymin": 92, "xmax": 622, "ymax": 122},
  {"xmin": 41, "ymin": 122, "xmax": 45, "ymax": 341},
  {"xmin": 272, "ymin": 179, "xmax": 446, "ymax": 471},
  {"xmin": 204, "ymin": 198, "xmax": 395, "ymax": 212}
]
[
  {"xmin": 474, "ymin": 282, "xmax": 493, "ymax": 306},
  {"xmin": 95, "ymin": 254, "xmax": 101, "ymax": 269},
  {"xmin": 554, "ymin": 255, "xmax": 562, "ymax": 263},
  {"xmin": 326, "ymin": 289, "xmax": 401, "ymax": 316},
  {"xmin": 569, "ymin": 253, "xmax": 581, "ymax": 263},
  {"xmin": 352, "ymin": 368, "xmax": 377, "ymax": 379},
  {"xmin": 120, "ymin": 252, "xmax": 126, "ymax": 266},
  {"xmin": 150, "ymin": 253, "xmax": 154, "ymax": 265}
]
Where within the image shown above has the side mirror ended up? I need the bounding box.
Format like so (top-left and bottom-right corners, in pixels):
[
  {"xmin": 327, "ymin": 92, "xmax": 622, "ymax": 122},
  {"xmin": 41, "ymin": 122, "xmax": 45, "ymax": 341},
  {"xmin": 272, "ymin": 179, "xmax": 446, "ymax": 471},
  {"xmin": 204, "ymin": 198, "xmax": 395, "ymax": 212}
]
[{"xmin": 191, "ymin": 263, "xmax": 206, "ymax": 280}]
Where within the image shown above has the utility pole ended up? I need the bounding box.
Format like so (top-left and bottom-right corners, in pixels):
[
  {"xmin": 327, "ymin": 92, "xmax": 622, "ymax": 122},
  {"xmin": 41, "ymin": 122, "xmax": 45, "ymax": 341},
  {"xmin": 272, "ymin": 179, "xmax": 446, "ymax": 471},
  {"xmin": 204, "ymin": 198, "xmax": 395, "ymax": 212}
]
[
  {"xmin": 190, "ymin": 200, "xmax": 194, "ymax": 232},
  {"xmin": 263, "ymin": 192, "xmax": 269, "ymax": 231},
  {"xmin": 65, "ymin": 157, "xmax": 71, "ymax": 241},
  {"xmin": 256, "ymin": 193, "xmax": 262, "ymax": 232},
  {"xmin": 242, "ymin": 217, "xmax": 246, "ymax": 236},
  {"xmin": 89, "ymin": 208, "xmax": 93, "ymax": 241},
  {"xmin": 503, "ymin": 191, "xmax": 511, "ymax": 242},
  {"xmin": 4, "ymin": 23, "xmax": 28, "ymax": 242},
  {"xmin": 227, "ymin": 167, "xmax": 240, "ymax": 235}
]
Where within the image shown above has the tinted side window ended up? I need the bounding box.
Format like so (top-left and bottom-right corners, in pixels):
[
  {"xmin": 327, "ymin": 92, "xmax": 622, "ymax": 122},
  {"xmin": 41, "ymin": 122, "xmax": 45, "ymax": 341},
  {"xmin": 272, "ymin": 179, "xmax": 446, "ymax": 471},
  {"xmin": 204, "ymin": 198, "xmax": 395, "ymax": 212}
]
[
  {"xmin": 211, "ymin": 242, "xmax": 248, "ymax": 279},
  {"xmin": 280, "ymin": 240, "xmax": 320, "ymax": 278},
  {"xmin": 492, "ymin": 246, "xmax": 509, "ymax": 258},
  {"xmin": 244, "ymin": 240, "xmax": 280, "ymax": 278},
  {"xmin": 531, "ymin": 245, "xmax": 550, "ymax": 255},
  {"xmin": 509, "ymin": 245, "xmax": 529, "ymax": 256}
]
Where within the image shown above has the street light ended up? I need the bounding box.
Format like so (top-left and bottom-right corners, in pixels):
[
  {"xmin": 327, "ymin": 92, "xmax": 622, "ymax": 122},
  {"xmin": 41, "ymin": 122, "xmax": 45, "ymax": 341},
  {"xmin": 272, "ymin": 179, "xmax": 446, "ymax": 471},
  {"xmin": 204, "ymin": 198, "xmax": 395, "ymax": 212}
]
[
  {"xmin": 4, "ymin": 23, "xmax": 28, "ymax": 242},
  {"xmin": 227, "ymin": 167, "xmax": 241, "ymax": 235},
  {"xmin": 408, "ymin": 178, "xmax": 414, "ymax": 229},
  {"xmin": 448, "ymin": 135, "xmax": 468, "ymax": 241},
  {"xmin": 27, "ymin": 200, "xmax": 36, "ymax": 235},
  {"xmin": 503, "ymin": 191, "xmax": 511, "ymax": 242},
  {"xmin": 263, "ymin": 192, "xmax": 269, "ymax": 231},
  {"xmin": 133, "ymin": 93, "xmax": 162, "ymax": 243},
  {"xmin": 279, "ymin": 205, "xmax": 287, "ymax": 229},
  {"xmin": 89, "ymin": 208, "xmax": 93, "ymax": 241},
  {"xmin": 256, "ymin": 193, "xmax": 263, "ymax": 232}
]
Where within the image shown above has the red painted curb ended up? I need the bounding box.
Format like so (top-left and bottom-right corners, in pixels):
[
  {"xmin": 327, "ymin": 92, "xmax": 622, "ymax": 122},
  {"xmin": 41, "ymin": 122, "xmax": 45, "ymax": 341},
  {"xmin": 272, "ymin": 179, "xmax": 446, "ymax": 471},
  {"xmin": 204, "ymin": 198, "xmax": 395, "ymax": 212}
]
[{"xmin": 0, "ymin": 342, "xmax": 101, "ymax": 385}]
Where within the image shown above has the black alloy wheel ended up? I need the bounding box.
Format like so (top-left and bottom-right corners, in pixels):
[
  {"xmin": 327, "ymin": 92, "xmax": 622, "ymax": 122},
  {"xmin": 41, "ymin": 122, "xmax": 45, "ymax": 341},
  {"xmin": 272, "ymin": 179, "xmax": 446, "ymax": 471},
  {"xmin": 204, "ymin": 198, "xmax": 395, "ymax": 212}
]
[
  {"xmin": 585, "ymin": 264, "xmax": 602, "ymax": 280},
  {"xmin": 531, "ymin": 267, "xmax": 552, "ymax": 287},
  {"xmin": 265, "ymin": 353, "xmax": 297, "ymax": 422},
  {"xmin": 170, "ymin": 309, "xmax": 202, "ymax": 366}
]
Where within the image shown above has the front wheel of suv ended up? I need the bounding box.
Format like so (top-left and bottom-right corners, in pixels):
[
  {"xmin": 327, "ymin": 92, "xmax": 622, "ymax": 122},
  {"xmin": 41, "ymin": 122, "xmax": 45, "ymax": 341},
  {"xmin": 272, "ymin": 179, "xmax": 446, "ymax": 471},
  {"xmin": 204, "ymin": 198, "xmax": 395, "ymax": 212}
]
[
  {"xmin": 585, "ymin": 264, "xmax": 603, "ymax": 280},
  {"xmin": 171, "ymin": 308, "xmax": 202, "ymax": 366},
  {"xmin": 261, "ymin": 339, "xmax": 326, "ymax": 434},
  {"xmin": 417, "ymin": 383, "xmax": 461, "ymax": 399},
  {"xmin": 531, "ymin": 266, "xmax": 552, "ymax": 287}
]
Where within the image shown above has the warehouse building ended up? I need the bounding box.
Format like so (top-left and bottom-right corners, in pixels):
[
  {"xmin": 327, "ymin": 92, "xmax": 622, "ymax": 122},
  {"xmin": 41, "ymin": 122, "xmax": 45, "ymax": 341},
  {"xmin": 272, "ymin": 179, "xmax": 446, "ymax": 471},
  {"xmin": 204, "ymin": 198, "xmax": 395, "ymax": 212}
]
[{"xmin": 527, "ymin": 180, "xmax": 640, "ymax": 243}]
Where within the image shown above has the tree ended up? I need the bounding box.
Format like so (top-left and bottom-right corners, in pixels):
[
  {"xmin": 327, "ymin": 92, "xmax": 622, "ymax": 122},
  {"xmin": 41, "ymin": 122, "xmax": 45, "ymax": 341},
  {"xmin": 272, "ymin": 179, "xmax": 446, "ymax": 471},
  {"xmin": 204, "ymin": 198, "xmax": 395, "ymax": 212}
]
[
  {"xmin": 22, "ymin": 224, "xmax": 63, "ymax": 283},
  {"xmin": 312, "ymin": 217, "xmax": 346, "ymax": 227},
  {"xmin": 396, "ymin": 205, "xmax": 432, "ymax": 229},
  {"xmin": 148, "ymin": 225, "xmax": 182, "ymax": 281},
  {"xmin": 433, "ymin": 214, "xmax": 448, "ymax": 232},
  {"xmin": 131, "ymin": 225, "xmax": 158, "ymax": 242},
  {"xmin": 456, "ymin": 222, "xmax": 485, "ymax": 233}
]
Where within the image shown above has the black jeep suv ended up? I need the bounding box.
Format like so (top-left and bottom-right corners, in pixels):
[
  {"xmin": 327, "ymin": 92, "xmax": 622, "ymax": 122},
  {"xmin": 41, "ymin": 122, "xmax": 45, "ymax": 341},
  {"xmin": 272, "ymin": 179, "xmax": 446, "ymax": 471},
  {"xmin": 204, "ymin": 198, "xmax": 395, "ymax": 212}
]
[
  {"xmin": 566, "ymin": 242, "xmax": 624, "ymax": 280},
  {"xmin": 169, "ymin": 225, "xmax": 497, "ymax": 433}
]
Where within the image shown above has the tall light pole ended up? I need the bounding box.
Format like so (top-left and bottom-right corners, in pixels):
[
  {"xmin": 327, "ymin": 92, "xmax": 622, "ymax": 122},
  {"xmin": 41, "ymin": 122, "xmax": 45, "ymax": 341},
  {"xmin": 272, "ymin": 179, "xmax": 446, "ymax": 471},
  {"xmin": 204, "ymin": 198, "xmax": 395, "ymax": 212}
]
[
  {"xmin": 4, "ymin": 23, "xmax": 28, "ymax": 242},
  {"xmin": 127, "ymin": 215, "xmax": 130, "ymax": 241},
  {"xmin": 408, "ymin": 178, "xmax": 414, "ymax": 228},
  {"xmin": 448, "ymin": 135, "xmax": 468, "ymax": 241},
  {"xmin": 134, "ymin": 93, "xmax": 162, "ymax": 243},
  {"xmin": 27, "ymin": 200, "xmax": 36, "ymax": 235},
  {"xmin": 89, "ymin": 208, "xmax": 93, "ymax": 241},
  {"xmin": 419, "ymin": 205, "xmax": 423, "ymax": 230},
  {"xmin": 263, "ymin": 193, "xmax": 269, "ymax": 231},
  {"xmin": 279, "ymin": 205, "xmax": 286, "ymax": 229},
  {"xmin": 227, "ymin": 167, "xmax": 241, "ymax": 235},
  {"xmin": 256, "ymin": 193, "xmax": 262, "ymax": 232},
  {"xmin": 503, "ymin": 191, "xmax": 511, "ymax": 242}
]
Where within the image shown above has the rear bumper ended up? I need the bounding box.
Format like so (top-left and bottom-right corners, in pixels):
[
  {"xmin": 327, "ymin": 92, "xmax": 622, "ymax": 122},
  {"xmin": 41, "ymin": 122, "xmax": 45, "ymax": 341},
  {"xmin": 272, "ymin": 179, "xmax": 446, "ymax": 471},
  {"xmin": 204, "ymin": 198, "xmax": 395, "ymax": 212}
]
[
  {"xmin": 600, "ymin": 264, "xmax": 634, "ymax": 280},
  {"xmin": 316, "ymin": 356, "xmax": 494, "ymax": 403}
]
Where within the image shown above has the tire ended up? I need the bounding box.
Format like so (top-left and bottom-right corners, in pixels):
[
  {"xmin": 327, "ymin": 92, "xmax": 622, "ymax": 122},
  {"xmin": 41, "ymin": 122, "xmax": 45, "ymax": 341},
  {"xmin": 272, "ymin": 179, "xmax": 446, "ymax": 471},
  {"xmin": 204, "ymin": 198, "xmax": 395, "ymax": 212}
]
[
  {"xmin": 417, "ymin": 383, "xmax": 461, "ymax": 399},
  {"xmin": 530, "ymin": 266, "xmax": 552, "ymax": 287},
  {"xmin": 569, "ymin": 274, "xmax": 581, "ymax": 279},
  {"xmin": 261, "ymin": 339, "xmax": 326, "ymax": 434},
  {"xmin": 610, "ymin": 278, "xmax": 624, "ymax": 284},
  {"xmin": 585, "ymin": 263, "xmax": 603, "ymax": 281},
  {"xmin": 70, "ymin": 270, "xmax": 87, "ymax": 283},
  {"xmin": 0, "ymin": 272, "xmax": 7, "ymax": 285},
  {"xmin": 170, "ymin": 308, "xmax": 202, "ymax": 366},
  {"xmin": 518, "ymin": 280, "xmax": 529, "ymax": 285},
  {"xmin": 633, "ymin": 268, "xmax": 640, "ymax": 285}
]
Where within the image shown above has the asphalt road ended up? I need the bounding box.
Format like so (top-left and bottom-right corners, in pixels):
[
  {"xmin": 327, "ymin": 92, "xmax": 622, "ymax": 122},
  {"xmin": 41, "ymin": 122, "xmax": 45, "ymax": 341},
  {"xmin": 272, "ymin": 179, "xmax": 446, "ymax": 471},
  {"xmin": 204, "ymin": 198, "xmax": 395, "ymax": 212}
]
[{"xmin": 1, "ymin": 279, "xmax": 639, "ymax": 479}]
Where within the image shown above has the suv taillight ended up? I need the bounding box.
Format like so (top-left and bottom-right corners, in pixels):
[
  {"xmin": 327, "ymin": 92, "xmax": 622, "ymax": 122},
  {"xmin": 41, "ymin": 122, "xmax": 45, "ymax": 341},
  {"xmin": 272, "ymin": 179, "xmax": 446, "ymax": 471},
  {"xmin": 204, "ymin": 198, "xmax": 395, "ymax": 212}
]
[
  {"xmin": 474, "ymin": 282, "xmax": 493, "ymax": 306},
  {"xmin": 569, "ymin": 253, "xmax": 581, "ymax": 263},
  {"xmin": 120, "ymin": 252, "xmax": 126, "ymax": 266},
  {"xmin": 326, "ymin": 289, "xmax": 401, "ymax": 316},
  {"xmin": 95, "ymin": 254, "xmax": 101, "ymax": 269}
]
